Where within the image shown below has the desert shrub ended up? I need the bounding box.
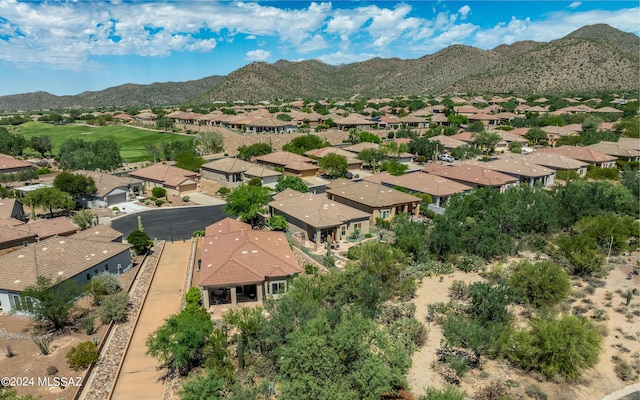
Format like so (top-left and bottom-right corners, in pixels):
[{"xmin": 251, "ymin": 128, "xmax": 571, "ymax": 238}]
[
  {"xmin": 364, "ymin": 233, "xmax": 373, "ymax": 238},
  {"xmin": 303, "ymin": 263, "xmax": 318, "ymax": 275},
  {"xmin": 398, "ymin": 277, "xmax": 417, "ymax": 300},
  {"xmin": 218, "ymin": 187, "xmax": 231, "ymax": 195},
  {"xmin": 46, "ymin": 365, "xmax": 58, "ymax": 376},
  {"xmin": 32, "ymin": 334, "xmax": 52, "ymax": 355},
  {"xmin": 81, "ymin": 316, "xmax": 95, "ymax": 335},
  {"xmin": 449, "ymin": 280, "xmax": 470, "ymax": 301},
  {"xmin": 184, "ymin": 287, "xmax": 202, "ymax": 309},
  {"xmin": 508, "ymin": 261, "xmax": 571, "ymax": 308},
  {"xmin": 525, "ymin": 384, "xmax": 547, "ymax": 400},
  {"xmin": 389, "ymin": 317, "xmax": 428, "ymax": 354},
  {"xmin": 613, "ymin": 357, "xmax": 636, "ymax": 381},
  {"xmin": 473, "ymin": 381, "xmax": 513, "ymax": 400},
  {"xmin": 510, "ymin": 314, "xmax": 603, "ymax": 381},
  {"xmin": 456, "ymin": 255, "xmax": 485, "ymax": 273},
  {"xmin": 66, "ymin": 341, "xmax": 99, "ymax": 370},
  {"xmin": 98, "ymin": 292, "xmax": 129, "ymax": 324},
  {"xmin": 421, "ymin": 386, "xmax": 466, "ymax": 400},
  {"xmin": 155, "ymin": 199, "xmax": 165, "ymax": 206},
  {"xmin": 151, "ymin": 187, "xmax": 167, "ymax": 198},
  {"xmin": 182, "ymin": 195, "xmax": 190, "ymax": 202},
  {"xmin": 88, "ymin": 272, "xmax": 121, "ymax": 305},
  {"xmin": 4, "ymin": 344, "xmax": 15, "ymax": 357}
]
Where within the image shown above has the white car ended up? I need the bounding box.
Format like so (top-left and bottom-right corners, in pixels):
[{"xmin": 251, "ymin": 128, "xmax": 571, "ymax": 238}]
[{"xmin": 438, "ymin": 154, "xmax": 455, "ymax": 163}]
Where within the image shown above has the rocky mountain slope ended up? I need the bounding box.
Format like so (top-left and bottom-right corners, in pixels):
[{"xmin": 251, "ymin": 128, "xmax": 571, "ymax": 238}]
[{"xmin": 0, "ymin": 24, "xmax": 637, "ymax": 111}]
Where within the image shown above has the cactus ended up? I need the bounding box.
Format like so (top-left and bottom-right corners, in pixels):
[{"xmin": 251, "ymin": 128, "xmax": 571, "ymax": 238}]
[{"xmin": 626, "ymin": 290, "xmax": 633, "ymax": 306}]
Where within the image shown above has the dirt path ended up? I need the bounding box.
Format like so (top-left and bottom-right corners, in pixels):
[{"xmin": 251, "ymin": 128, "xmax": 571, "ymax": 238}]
[{"xmin": 109, "ymin": 241, "xmax": 191, "ymax": 400}]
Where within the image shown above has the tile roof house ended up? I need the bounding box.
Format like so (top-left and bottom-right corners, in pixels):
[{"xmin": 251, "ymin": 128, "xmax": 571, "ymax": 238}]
[
  {"xmin": 245, "ymin": 117, "xmax": 298, "ymax": 134},
  {"xmin": 363, "ymin": 171, "xmax": 473, "ymax": 207},
  {"xmin": 201, "ymin": 157, "xmax": 283, "ymax": 187},
  {"xmin": 254, "ymin": 151, "xmax": 319, "ymax": 177},
  {"xmin": 537, "ymin": 146, "xmax": 617, "ymax": 168},
  {"xmin": 617, "ymin": 138, "xmax": 640, "ymax": 152},
  {"xmin": 585, "ymin": 142, "xmax": 640, "ymax": 162},
  {"xmin": 198, "ymin": 218, "xmax": 302, "ymax": 308},
  {"xmin": 0, "ymin": 199, "xmax": 26, "ymax": 223},
  {"xmin": 0, "ymin": 154, "xmax": 33, "ymax": 174},
  {"xmin": 304, "ymin": 147, "xmax": 364, "ymax": 171},
  {"xmin": 20, "ymin": 217, "xmax": 78, "ymax": 240},
  {"xmin": 75, "ymin": 170, "xmax": 143, "ymax": 208},
  {"xmin": 459, "ymin": 158, "xmax": 555, "ymax": 187},
  {"xmin": 427, "ymin": 135, "xmax": 468, "ymax": 151},
  {"xmin": 325, "ymin": 179, "xmax": 421, "ymax": 223},
  {"xmin": 129, "ymin": 163, "xmax": 200, "ymax": 195},
  {"xmin": 423, "ymin": 164, "xmax": 518, "ymax": 192},
  {"xmin": 521, "ymin": 152, "xmax": 589, "ymax": 177},
  {"xmin": 0, "ymin": 231, "xmax": 132, "ymax": 314},
  {"xmin": 333, "ymin": 114, "xmax": 375, "ymax": 131},
  {"xmin": 269, "ymin": 189, "xmax": 370, "ymax": 250}
]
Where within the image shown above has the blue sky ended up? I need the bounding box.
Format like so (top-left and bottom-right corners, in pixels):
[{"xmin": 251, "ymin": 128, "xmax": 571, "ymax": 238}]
[{"xmin": 0, "ymin": 1, "xmax": 638, "ymax": 96}]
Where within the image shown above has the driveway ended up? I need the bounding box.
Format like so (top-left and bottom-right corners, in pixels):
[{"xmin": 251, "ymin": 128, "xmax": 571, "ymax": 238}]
[{"xmin": 111, "ymin": 205, "xmax": 227, "ymax": 241}]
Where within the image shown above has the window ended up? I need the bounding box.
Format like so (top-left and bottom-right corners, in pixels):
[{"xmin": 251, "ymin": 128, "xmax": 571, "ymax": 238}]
[
  {"xmin": 87, "ymin": 273, "xmax": 91, "ymax": 281},
  {"xmin": 269, "ymin": 281, "xmax": 286, "ymax": 295},
  {"xmin": 354, "ymin": 223, "xmax": 362, "ymax": 230},
  {"xmin": 12, "ymin": 295, "xmax": 33, "ymax": 312},
  {"xmin": 340, "ymin": 225, "xmax": 346, "ymax": 238},
  {"xmin": 105, "ymin": 263, "xmax": 109, "ymax": 271},
  {"xmin": 380, "ymin": 209, "xmax": 391, "ymax": 219}
]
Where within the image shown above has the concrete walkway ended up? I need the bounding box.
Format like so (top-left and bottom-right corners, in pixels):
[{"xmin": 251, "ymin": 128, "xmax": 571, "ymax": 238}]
[{"xmin": 110, "ymin": 241, "xmax": 191, "ymax": 400}]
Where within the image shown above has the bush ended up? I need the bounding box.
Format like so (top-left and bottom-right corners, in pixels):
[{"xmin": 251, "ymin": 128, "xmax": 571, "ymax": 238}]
[
  {"xmin": 66, "ymin": 341, "xmax": 99, "ymax": 370},
  {"xmin": 88, "ymin": 272, "xmax": 121, "ymax": 305},
  {"xmin": 218, "ymin": 187, "xmax": 231, "ymax": 195},
  {"xmin": 421, "ymin": 386, "xmax": 466, "ymax": 400},
  {"xmin": 509, "ymin": 261, "xmax": 571, "ymax": 308},
  {"xmin": 99, "ymin": 292, "xmax": 129, "ymax": 324},
  {"xmin": 184, "ymin": 287, "xmax": 202, "ymax": 309},
  {"xmin": 510, "ymin": 314, "xmax": 603, "ymax": 381},
  {"xmin": 152, "ymin": 187, "xmax": 167, "ymax": 198},
  {"xmin": 524, "ymin": 384, "xmax": 548, "ymax": 400},
  {"xmin": 32, "ymin": 334, "xmax": 52, "ymax": 355},
  {"xmin": 182, "ymin": 195, "xmax": 190, "ymax": 202},
  {"xmin": 81, "ymin": 316, "xmax": 95, "ymax": 335},
  {"xmin": 46, "ymin": 365, "xmax": 58, "ymax": 376},
  {"xmin": 154, "ymin": 199, "xmax": 165, "ymax": 206}
]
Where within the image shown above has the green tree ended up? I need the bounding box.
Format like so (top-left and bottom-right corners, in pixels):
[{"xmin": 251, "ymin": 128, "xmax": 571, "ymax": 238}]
[
  {"xmin": 524, "ymin": 127, "xmax": 547, "ymax": 145},
  {"xmin": 359, "ymin": 131, "xmax": 382, "ymax": 144},
  {"xmin": 319, "ymin": 153, "xmax": 348, "ymax": 179},
  {"xmin": 53, "ymin": 171, "xmax": 97, "ymax": 199},
  {"xmin": 466, "ymin": 121, "xmax": 485, "ymax": 132},
  {"xmin": 380, "ymin": 159, "xmax": 408, "ymax": 176},
  {"xmin": 450, "ymin": 144, "xmax": 481, "ymax": 160},
  {"xmin": 268, "ymin": 215, "xmax": 289, "ymax": 231},
  {"xmin": 127, "ymin": 230, "xmax": 153, "ymax": 255},
  {"xmin": 20, "ymin": 276, "xmax": 86, "ymax": 331},
  {"xmin": 224, "ymin": 184, "xmax": 270, "ymax": 226},
  {"xmin": 59, "ymin": 138, "xmax": 122, "ymax": 171},
  {"xmin": 472, "ymin": 130, "xmax": 501, "ymax": 155},
  {"xmin": 282, "ymin": 134, "xmax": 329, "ymax": 155},
  {"xmin": 179, "ymin": 369, "xmax": 225, "ymax": 400},
  {"xmin": 155, "ymin": 117, "xmax": 174, "ymax": 131},
  {"xmin": 0, "ymin": 128, "xmax": 28, "ymax": 156},
  {"xmin": 29, "ymin": 135, "xmax": 52, "ymax": 157},
  {"xmin": 237, "ymin": 142, "xmax": 272, "ymax": 160},
  {"xmin": 196, "ymin": 131, "xmax": 224, "ymax": 154},
  {"xmin": 408, "ymin": 137, "xmax": 444, "ymax": 161},
  {"xmin": 25, "ymin": 187, "xmax": 74, "ymax": 218},
  {"xmin": 511, "ymin": 314, "xmax": 603, "ymax": 381},
  {"xmin": 275, "ymin": 175, "xmax": 309, "ymax": 193},
  {"xmin": 357, "ymin": 148, "xmax": 386, "ymax": 172},
  {"xmin": 87, "ymin": 271, "xmax": 121, "ymax": 305},
  {"xmin": 175, "ymin": 150, "xmax": 206, "ymax": 172},
  {"xmin": 509, "ymin": 261, "xmax": 571, "ymax": 308},
  {"xmin": 72, "ymin": 209, "xmax": 95, "ymax": 230},
  {"xmin": 146, "ymin": 306, "xmax": 214, "ymax": 375}
]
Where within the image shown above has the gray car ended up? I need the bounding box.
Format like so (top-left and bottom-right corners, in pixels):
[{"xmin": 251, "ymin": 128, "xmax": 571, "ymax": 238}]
[{"xmin": 438, "ymin": 154, "xmax": 455, "ymax": 163}]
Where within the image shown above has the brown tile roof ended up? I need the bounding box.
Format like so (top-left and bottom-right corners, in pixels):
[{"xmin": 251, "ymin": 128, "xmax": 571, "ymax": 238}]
[
  {"xmin": 521, "ymin": 152, "xmax": 589, "ymax": 171},
  {"xmin": 0, "ymin": 218, "xmax": 25, "ymax": 227},
  {"xmin": 363, "ymin": 171, "xmax": 473, "ymax": 197},
  {"xmin": 244, "ymin": 166, "xmax": 282, "ymax": 178},
  {"xmin": 325, "ymin": 180, "xmax": 421, "ymax": 208},
  {"xmin": 22, "ymin": 217, "xmax": 77, "ymax": 239},
  {"xmin": 129, "ymin": 163, "xmax": 199, "ymax": 184},
  {"xmin": 538, "ymin": 146, "xmax": 617, "ymax": 164},
  {"xmin": 0, "ymin": 154, "xmax": 32, "ymax": 171},
  {"xmin": 459, "ymin": 159, "xmax": 555, "ymax": 178},
  {"xmin": 0, "ymin": 199, "xmax": 22, "ymax": 220},
  {"xmin": 0, "ymin": 225, "xmax": 35, "ymax": 246},
  {"xmin": 423, "ymin": 164, "xmax": 518, "ymax": 187},
  {"xmin": 270, "ymin": 189, "xmax": 370, "ymax": 228},
  {"xmin": 585, "ymin": 142, "xmax": 640, "ymax": 158},
  {"xmin": 428, "ymin": 135, "xmax": 468, "ymax": 149},
  {"xmin": 254, "ymin": 151, "xmax": 314, "ymax": 167},
  {"xmin": 342, "ymin": 142, "xmax": 380, "ymax": 153},
  {"xmin": 0, "ymin": 236, "xmax": 131, "ymax": 291},
  {"xmin": 617, "ymin": 138, "xmax": 640, "ymax": 152},
  {"xmin": 199, "ymin": 217, "xmax": 301, "ymax": 287},
  {"xmin": 70, "ymin": 225, "xmax": 124, "ymax": 242},
  {"xmin": 75, "ymin": 170, "xmax": 140, "ymax": 197},
  {"xmin": 333, "ymin": 114, "xmax": 373, "ymax": 125},
  {"xmin": 202, "ymin": 158, "xmax": 255, "ymax": 174}
]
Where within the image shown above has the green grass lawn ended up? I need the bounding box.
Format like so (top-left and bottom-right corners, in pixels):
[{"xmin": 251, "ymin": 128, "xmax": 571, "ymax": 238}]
[{"xmin": 10, "ymin": 122, "xmax": 193, "ymax": 162}]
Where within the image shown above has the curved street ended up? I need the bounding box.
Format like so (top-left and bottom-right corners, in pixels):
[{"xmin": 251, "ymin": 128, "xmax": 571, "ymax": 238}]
[{"xmin": 111, "ymin": 205, "xmax": 227, "ymax": 241}]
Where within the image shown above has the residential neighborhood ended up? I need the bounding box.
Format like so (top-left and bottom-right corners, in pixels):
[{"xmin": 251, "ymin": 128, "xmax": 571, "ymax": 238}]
[{"xmin": 0, "ymin": 90, "xmax": 639, "ymax": 400}]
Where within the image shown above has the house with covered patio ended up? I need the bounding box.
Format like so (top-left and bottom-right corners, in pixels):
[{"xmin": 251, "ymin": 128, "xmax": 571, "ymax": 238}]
[
  {"xmin": 198, "ymin": 218, "xmax": 302, "ymax": 308},
  {"xmin": 269, "ymin": 189, "xmax": 370, "ymax": 250}
]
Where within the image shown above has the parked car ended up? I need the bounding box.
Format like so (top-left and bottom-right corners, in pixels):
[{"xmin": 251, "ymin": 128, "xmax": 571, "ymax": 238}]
[{"xmin": 438, "ymin": 154, "xmax": 455, "ymax": 163}]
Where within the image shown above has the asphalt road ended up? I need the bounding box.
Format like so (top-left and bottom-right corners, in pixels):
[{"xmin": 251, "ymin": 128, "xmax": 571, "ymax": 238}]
[{"xmin": 111, "ymin": 205, "xmax": 227, "ymax": 241}]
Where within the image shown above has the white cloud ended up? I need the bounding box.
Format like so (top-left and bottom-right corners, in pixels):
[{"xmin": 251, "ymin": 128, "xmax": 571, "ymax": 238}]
[
  {"xmin": 246, "ymin": 49, "xmax": 270, "ymax": 61},
  {"xmin": 317, "ymin": 51, "xmax": 379, "ymax": 65},
  {"xmin": 458, "ymin": 5, "xmax": 471, "ymax": 20},
  {"xmin": 569, "ymin": 2, "xmax": 582, "ymax": 9}
]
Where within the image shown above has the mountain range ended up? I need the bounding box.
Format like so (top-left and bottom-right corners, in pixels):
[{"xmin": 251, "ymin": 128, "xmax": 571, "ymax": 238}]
[{"xmin": 0, "ymin": 24, "xmax": 638, "ymax": 112}]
